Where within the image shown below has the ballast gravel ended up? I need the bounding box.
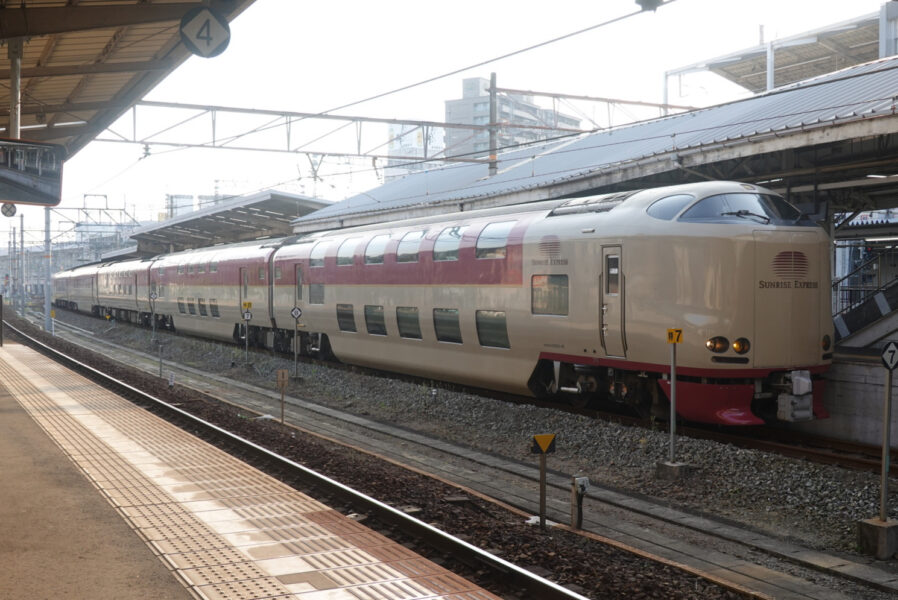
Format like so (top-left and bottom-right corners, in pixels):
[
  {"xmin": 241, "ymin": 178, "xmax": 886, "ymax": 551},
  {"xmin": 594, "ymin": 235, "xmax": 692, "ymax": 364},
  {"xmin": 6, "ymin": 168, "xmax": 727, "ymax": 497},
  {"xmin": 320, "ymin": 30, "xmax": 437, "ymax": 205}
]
[{"xmin": 45, "ymin": 312, "xmax": 898, "ymax": 556}]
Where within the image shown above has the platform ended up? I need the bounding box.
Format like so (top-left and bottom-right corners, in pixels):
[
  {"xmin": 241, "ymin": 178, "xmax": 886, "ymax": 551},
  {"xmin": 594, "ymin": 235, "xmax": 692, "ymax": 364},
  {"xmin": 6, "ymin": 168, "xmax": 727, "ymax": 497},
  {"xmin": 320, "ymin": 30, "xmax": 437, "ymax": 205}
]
[{"xmin": 0, "ymin": 342, "xmax": 500, "ymax": 600}]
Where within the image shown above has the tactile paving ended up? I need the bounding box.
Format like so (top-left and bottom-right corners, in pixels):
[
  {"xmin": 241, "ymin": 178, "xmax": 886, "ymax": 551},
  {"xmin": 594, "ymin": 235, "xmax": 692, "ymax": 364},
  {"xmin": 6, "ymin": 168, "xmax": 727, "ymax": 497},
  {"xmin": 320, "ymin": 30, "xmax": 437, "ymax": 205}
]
[{"xmin": 0, "ymin": 344, "xmax": 502, "ymax": 600}]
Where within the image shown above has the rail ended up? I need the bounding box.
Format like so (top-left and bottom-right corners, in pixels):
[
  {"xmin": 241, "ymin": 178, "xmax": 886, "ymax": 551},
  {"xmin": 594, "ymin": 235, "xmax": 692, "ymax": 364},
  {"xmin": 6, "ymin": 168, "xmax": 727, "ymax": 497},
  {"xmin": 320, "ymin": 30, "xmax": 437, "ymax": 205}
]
[{"xmin": 3, "ymin": 320, "xmax": 590, "ymax": 600}]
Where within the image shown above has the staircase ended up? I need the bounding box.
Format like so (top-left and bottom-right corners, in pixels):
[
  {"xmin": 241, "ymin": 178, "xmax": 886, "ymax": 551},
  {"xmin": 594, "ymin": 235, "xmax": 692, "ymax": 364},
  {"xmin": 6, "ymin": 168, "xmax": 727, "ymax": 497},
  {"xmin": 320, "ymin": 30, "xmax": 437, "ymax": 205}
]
[{"xmin": 833, "ymin": 253, "xmax": 898, "ymax": 347}]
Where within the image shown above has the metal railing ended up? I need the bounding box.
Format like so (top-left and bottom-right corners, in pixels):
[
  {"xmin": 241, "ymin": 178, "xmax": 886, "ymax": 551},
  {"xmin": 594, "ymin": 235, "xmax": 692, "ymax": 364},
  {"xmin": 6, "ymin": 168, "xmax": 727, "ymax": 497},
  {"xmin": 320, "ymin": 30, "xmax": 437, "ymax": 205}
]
[{"xmin": 832, "ymin": 253, "xmax": 894, "ymax": 318}]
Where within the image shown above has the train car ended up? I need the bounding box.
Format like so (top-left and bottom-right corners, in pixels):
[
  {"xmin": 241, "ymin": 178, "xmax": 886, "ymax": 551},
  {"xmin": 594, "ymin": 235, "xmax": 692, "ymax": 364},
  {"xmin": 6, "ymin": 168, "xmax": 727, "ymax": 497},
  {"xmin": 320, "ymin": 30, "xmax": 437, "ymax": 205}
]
[
  {"xmin": 94, "ymin": 258, "xmax": 151, "ymax": 323},
  {"xmin": 52, "ymin": 263, "xmax": 100, "ymax": 313},
  {"xmin": 151, "ymin": 241, "xmax": 276, "ymax": 343},
  {"xmin": 268, "ymin": 180, "xmax": 832, "ymax": 426},
  {"xmin": 51, "ymin": 181, "xmax": 833, "ymax": 426}
]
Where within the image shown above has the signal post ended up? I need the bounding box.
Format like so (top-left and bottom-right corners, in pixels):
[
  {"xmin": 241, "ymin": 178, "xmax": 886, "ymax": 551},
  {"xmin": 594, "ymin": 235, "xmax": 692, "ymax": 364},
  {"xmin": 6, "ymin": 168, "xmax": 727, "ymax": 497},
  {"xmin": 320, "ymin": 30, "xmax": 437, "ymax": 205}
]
[{"xmin": 656, "ymin": 328, "xmax": 693, "ymax": 481}]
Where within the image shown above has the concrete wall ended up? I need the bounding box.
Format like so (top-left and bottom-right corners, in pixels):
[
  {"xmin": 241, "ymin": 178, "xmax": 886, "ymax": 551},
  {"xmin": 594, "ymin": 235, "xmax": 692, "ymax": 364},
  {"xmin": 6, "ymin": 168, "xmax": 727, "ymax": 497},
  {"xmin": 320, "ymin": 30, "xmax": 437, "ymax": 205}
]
[{"xmin": 793, "ymin": 356, "xmax": 898, "ymax": 448}]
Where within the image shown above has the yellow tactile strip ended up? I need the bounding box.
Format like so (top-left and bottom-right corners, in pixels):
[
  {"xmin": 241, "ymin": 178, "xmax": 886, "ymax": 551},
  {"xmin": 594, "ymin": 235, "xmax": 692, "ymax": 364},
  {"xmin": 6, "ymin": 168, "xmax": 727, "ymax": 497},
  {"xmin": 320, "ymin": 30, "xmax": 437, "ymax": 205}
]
[{"xmin": 0, "ymin": 345, "xmax": 501, "ymax": 600}]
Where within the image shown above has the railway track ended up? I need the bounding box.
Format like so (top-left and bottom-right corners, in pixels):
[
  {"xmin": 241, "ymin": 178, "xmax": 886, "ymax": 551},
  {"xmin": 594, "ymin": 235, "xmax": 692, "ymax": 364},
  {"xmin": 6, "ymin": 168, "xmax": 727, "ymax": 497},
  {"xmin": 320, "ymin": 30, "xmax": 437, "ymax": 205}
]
[
  {"xmin": 4, "ymin": 319, "xmax": 592, "ymax": 600},
  {"xmin": 11, "ymin": 310, "xmax": 898, "ymax": 600}
]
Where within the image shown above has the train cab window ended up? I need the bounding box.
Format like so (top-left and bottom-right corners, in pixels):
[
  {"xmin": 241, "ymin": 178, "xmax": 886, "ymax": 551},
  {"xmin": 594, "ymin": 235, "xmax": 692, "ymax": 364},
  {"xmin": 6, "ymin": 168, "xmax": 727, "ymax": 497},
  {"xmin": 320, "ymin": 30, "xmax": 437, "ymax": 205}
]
[
  {"xmin": 210, "ymin": 262, "xmax": 218, "ymax": 273},
  {"xmin": 678, "ymin": 192, "xmax": 808, "ymax": 225},
  {"xmin": 397, "ymin": 306, "xmax": 422, "ymax": 339},
  {"xmin": 310, "ymin": 241, "xmax": 329, "ymax": 267},
  {"xmin": 197, "ymin": 298, "xmax": 208, "ymax": 316},
  {"xmin": 647, "ymin": 194, "xmax": 694, "ymax": 220},
  {"xmin": 337, "ymin": 238, "xmax": 361, "ymax": 266},
  {"xmin": 434, "ymin": 226, "xmax": 469, "ymax": 261},
  {"xmin": 531, "ymin": 274, "xmax": 569, "ymax": 315},
  {"xmin": 337, "ymin": 303, "xmax": 357, "ymax": 332},
  {"xmin": 433, "ymin": 308, "xmax": 463, "ymax": 343},
  {"xmin": 396, "ymin": 231, "xmax": 426, "ymax": 263},
  {"xmin": 309, "ymin": 283, "xmax": 325, "ymax": 304},
  {"xmin": 187, "ymin": 298, "xmax": 197, "ymax": 315},
  {"xmin": 476, "ymin": 221, "xmax": 516, "ymax": 259},
  {"xmin": 476, "ymin": 310, "xmax": 510, "ymax": 348},
  {"xmin": 210, "ymin": 299, "xmax": 220, "ymax": 317},
  {"xmin": 364, "ymin": 234, "xmax": 391, "ymax": 264},
  {"xmin": 177, "ymin": 298, "xmax": 186, "ymax": 314},
  {"xmin": 606, "ymin": 255, "xmax": 620, "ymax": 295},
  {"xmin": 364, "ymin": 305, "xmax": 387, "ymax": 335}
]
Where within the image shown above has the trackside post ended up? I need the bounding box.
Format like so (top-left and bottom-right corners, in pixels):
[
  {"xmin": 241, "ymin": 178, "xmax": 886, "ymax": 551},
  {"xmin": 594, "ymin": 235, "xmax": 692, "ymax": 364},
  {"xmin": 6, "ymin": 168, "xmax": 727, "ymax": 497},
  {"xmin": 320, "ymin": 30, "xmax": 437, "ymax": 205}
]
[
  {"xmin": 857, "ymin": 340, "xmax": 898, "ymax": 558},
  {"xmin": 531, "ymin": 434, "xmax": 556, "ymax": 530},
  {"xmin": 656, "ymin": 329, "xmax": 693, "ymax": 481}
]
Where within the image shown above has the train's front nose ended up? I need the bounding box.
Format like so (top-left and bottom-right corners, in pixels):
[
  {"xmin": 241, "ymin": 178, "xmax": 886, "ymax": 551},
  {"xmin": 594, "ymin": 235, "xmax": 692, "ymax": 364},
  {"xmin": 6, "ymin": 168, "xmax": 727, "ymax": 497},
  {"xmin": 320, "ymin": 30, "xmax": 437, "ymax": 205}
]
[
  {"xmin": 753, "ymin": 230, "xmax": 831, "ymax": 420},
  {"xmin": 753, "ymin": 230, "xmax": 827, "ymax": 367}
]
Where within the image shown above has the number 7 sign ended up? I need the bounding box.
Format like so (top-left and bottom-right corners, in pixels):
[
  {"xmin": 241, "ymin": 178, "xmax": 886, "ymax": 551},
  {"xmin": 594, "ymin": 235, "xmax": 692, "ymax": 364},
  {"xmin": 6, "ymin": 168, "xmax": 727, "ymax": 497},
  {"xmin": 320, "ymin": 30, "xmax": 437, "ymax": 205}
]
[{"xmin": 882, "ymin": 341, "xmax": 898, "ymax": 371}]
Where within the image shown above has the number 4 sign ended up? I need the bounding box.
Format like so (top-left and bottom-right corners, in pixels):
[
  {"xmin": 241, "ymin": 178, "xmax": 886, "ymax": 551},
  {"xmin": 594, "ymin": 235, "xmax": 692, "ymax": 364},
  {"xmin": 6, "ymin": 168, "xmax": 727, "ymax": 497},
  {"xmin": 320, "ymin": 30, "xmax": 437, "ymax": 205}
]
[{"xmin": 180, "ymin": 7, "xmax": 231, "ymax": 58}]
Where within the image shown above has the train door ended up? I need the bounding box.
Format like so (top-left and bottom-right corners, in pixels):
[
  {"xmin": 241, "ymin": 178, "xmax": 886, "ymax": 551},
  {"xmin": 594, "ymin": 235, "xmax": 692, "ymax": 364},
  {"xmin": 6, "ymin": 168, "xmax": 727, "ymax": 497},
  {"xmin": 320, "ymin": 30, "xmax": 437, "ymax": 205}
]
[{"xmin": 600, "ymin": 246, "xmax": 626, "ymax": 358}]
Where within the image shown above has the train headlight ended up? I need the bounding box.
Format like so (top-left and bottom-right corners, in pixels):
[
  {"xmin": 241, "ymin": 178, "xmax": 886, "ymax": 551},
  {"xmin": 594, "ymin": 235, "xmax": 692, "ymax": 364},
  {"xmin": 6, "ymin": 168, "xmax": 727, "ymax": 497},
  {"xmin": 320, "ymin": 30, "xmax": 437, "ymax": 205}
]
[
  {"xmin": 705, "ymin": 336, "xmax": 729, "ymax": 353},
  {"xmin": 822, "ymin": 335, "xmax": 832, "ymax": 351},
  {"xmin": 732, "ymin": 338, "xmax": 751, "ymax": 354}
]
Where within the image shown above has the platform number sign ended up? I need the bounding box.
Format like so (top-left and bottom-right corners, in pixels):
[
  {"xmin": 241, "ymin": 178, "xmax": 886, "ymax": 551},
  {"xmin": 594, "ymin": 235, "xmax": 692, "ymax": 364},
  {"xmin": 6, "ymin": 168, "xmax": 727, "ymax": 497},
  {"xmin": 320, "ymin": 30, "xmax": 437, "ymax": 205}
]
[
  {"xmin": 667, "ymin": 328, "xmax": 683, "ymax": 344},
  {"xmin": 180, "ymin": 7, "xmax": 231, "ymax": 58},
  {"xmin": 882, "ymin": 341, "xmax": 898, "ymax": 371}
]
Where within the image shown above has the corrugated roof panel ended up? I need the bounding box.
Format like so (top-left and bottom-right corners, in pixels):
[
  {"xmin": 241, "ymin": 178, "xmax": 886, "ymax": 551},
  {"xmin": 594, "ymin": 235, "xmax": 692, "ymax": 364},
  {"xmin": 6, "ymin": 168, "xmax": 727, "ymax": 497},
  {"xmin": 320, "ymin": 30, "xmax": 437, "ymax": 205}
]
[{"xmin": 300, "ymin": 56, "xmax": 898, "ymax": 226}]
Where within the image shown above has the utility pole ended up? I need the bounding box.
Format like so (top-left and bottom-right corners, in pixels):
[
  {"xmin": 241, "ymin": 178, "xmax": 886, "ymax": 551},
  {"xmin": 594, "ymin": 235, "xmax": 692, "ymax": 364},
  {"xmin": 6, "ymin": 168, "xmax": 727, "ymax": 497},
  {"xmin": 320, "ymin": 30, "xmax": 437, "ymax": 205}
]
[{"xmin": 489, "ymin": 72, "xmax": 498, "ymax": 176}]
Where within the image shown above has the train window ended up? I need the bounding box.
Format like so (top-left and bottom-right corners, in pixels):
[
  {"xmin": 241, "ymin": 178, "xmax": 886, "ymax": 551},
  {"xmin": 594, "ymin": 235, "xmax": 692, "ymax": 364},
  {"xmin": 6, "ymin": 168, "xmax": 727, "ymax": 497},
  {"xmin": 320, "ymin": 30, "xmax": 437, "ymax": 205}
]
[
  {"xmin": 606, "ymin": 255, "xmax": 620, "ymax": 295},
  {"xmin": 476, "ymin": 310, "xmax": 510, "ymax": 348},
  {"xmin": 364, "ymin": 305, "xmax": 387, "ymax": 335},
  {"xmin": 337, "ymin": 238, "xmax": 361, "ymax": 266},
  {"xmin": 210, "ymin": 262, "xmax": 218, "ymax": 273},
  {"xmin": 476, "ymin": 221, "xmax": 515, "ymax": 259},
  {"xmin": 531, "ymin": 275, "xmax": 569, "ymax": 315},
  {"xmin": 397, "ymin": 230, "xmax": 426, "ymax": 263},
  {"xmin": 397, "ymin": 307, "xmax": 422, "ymax": 339},
  {"xmin": 647, "ymin": 194, "xmax": 694, "ymax": 220},
  {"xmin": 177, "ymin": 265, "xmax": 184, "ymax": 275},
  {"xmin": 433, "ymin": 308, "xmax": 463, "ymax": 343},
  {"xmin": 678, "ymin": 192, "xmax": 808, "ymax": 225},
  {"xmin": 210, "ymin": 299, "xmax": 220, "ymax": 317},
  {"xmin": 258, "ymin": 267, "xmax": 265, "ymax": 281},
  {"xmin": 364, "ymin": 234, "xmax": 391, "ymax": 264},
  {"xmin": 337, "ymin": 303, "xmax": 357, "ymax": 332},
  {"xmin": 197, "ymin": 298, "xmax": 208, "ymax": 316},
  {"xmin": 128, "ymin": 285, "xmax": 133, "ymax": 295},
  {"xmin": 188, "ymin": 265, "xmax": 194, "ymax": 275},
  {"xmin": 310, "ymin": 241, "xmax": 329, "ymax": 267},
  {"xmin": 177, "ymin": 298, "xmax": 186, "ymax": 314},
  {"xmin": 158, "ymin": 267, "xmax": 165, "ymax": 277},
  {"xmin": 295, "ymin": 265, "xmax": 303, "ymax": 301},
  {"xmin": 187, "ymin": 298, "xmax": 197, "ymax": 315},
  {"xmin": 274, "ymin": 266, "xmax": 282, "ymax": 280},
  {"xmin": 197, "ymin": 264, "xmax": 206, "ymax": 274},
  {"xmin": 434, "ymin": 226, "xmax": 468, "ymax": 261},
  {"xmin": 309, "ymin": 283, "xmax": 325, "ymax": 304}
]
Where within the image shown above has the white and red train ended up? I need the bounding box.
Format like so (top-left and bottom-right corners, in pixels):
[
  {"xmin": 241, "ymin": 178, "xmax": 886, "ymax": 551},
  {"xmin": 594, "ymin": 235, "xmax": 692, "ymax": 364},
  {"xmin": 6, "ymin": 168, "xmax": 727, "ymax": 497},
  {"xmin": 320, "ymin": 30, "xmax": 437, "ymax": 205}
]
[{"xmin": 53, "ymin": 181, "xmax": 833, "ymax": 425}]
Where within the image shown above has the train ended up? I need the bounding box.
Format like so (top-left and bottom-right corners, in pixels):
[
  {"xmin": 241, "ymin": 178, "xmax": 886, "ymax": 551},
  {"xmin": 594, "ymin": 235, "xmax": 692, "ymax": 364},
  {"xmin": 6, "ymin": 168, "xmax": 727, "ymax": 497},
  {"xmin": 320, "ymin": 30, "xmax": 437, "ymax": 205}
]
[{"xmin": 52, "ymin": 180, "xmax": 833, "ymax": 426}]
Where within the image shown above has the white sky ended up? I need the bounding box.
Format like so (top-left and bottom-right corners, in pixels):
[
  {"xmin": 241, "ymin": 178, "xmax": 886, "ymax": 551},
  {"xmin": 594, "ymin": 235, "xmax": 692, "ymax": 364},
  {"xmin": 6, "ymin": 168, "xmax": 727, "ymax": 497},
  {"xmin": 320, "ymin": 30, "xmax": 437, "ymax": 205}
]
[{"xmin": 3, "ymin": 0, "xmax": 890, "ymax": 246}]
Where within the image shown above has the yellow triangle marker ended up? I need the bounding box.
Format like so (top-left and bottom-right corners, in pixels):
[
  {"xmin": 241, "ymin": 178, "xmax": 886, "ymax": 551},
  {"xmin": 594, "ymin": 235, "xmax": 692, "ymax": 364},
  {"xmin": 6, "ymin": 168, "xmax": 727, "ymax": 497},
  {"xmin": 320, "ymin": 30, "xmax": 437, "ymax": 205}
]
[{"xmin": 531, "ymin": 434, "xmax": 556, "ymax": 454}]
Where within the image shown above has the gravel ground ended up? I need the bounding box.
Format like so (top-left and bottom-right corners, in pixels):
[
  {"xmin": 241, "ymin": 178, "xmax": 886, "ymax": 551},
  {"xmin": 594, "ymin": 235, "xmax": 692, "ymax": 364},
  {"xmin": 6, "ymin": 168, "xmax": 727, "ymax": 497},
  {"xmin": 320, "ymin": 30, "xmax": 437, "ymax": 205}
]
[{"xmin": 48, "ymin": 311, "xmax": 898, "ymax": 558}]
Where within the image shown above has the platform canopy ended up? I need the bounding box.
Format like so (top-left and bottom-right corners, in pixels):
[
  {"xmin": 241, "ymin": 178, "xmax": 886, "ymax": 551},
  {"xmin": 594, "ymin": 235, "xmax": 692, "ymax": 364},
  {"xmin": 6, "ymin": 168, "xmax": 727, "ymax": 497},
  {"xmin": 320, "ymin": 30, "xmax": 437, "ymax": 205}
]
[
  {"xmin": 128, "ymin": 190, "xmax": 329, "ymax": 255},
  {"xmin": 673, "ymin": 11, "xmax": 881, "ymax": 93},
  {"xmin": 0, "ymin": 1, "xmax": 255, "ymax": 159}
]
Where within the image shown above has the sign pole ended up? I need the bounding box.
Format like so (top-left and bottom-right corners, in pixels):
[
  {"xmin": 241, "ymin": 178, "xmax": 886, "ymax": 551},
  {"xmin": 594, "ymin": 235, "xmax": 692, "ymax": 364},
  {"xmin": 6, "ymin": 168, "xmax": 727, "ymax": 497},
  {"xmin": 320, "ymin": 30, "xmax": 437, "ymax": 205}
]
[
  {"xmin": 530, "ymin": 433, "xmax": 556, "ymax": 531},
  {"xmin": 880, "ymin": 341, "xmax": 898, "ymax": 522},
  {"xmin": 539, "ymin": 453, "xmax": 547, "ymax": 530},
  {"xmin": 666, "ymin": 328, "xmax": 682, "ymax": 463}
]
